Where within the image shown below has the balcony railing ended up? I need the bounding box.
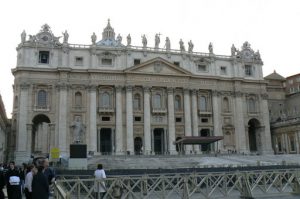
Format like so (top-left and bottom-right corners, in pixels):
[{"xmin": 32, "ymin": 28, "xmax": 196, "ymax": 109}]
[
  {"xmin": 98, "ymin": 107, "xmax": 114, "ymax": 113},
  {"xmin": 152, "ymin": 108, "xmax": 167, "ymax": 114}
]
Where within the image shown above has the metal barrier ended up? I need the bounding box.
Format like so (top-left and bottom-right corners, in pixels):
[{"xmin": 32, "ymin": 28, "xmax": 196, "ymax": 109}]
[{"xmin": 53, "ymin": 169, "xmax": 300, "ymax": 198}]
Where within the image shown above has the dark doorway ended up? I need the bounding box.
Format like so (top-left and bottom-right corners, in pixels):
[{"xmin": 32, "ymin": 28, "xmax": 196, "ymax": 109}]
[
  {"xmin": 200, "ymin": 129, "xmax": 210, "ymax": 152},
  {"xmin": 154, "ymin": 128, "xmax": 164, "ymax": 154},
  {"xmin": 248, "ymin": 119, "xmax": 260, "ymax": 152},
  {"xmin": 32, "ymin": 114, "xmax": 51, "ymax": 154},
  {"xmin": 100, "ymin": 128, "xmax": 112, "ymax": 154},
  {"xmin": 176, "ymin": 137, "xmax": 183, "ymax": 152},
  {"xmin": 134, "ymin": 137, "xmax": 143, "ymax": 155}
]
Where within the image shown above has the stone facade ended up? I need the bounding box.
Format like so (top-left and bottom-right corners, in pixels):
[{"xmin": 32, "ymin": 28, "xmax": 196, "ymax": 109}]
[
  {"xmin": 0, "ymin": 94, "xmax": 10, "ymax": 163},
  {"xmin": 11, "ymin": 21, "xmax": 273, "ymax": 164},
  {"xmin": 266, "ymin": 72, "xmax": 300, "ymax": 154}
]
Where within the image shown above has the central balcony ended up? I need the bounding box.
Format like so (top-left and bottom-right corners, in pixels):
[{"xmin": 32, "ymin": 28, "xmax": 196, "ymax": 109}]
[
  {"xmin": 152, "ymin": 107, "xmax": 167, "ymax": 114},
  {"xmin": 98, "ymin": 107, "xmax": 114, "ymax": 114}
]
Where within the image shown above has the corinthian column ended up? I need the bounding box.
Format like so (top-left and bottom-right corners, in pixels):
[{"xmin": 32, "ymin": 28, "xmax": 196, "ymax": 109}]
[
  {"xmin": 15, "ymin": 83, "xmax": 30, "ymax": 164},
  {"xmin": 212, "ymin": 90, "xmax": 223, "ymax": 151},
  {"xmin": 126, "ymin": 86, "xmax": 134, "ymax": 154},
  {"xmin": 167, "ymin": 87, "xmax": 176, "ymax": 154},
  {"xmin": 88, "ymin": 85, "xmax": 97, "ymax": 153},
  {"xmin": 144, "ymin": 86, "xmax": 151, "ymax": 155},
  {"xmin": 184, "ymin": 88, "xmax": 192, "ymax": 153},
  {"xmin": 260, "ymin": 94, "xmax": 274, "ymax": 154},
  {"xmin": 57, "ymin": 83, "xmax": 68, "ymax": 156},
  {"xmin": 115, "ymin": 86, "xmax": 123, "ymax": 154},
  {"xmin": 191, "ymin": 89, "xmax": 200, "ymax": 153},
  {"xmin": 234, "ymin": 91, "xmax": 247, "ymax": 153}
]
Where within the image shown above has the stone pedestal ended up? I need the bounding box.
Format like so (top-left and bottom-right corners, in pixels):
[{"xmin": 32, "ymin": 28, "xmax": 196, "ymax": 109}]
[{"xmin": 68, "ymin": 158, "xmax": 87, "ymax": 170}]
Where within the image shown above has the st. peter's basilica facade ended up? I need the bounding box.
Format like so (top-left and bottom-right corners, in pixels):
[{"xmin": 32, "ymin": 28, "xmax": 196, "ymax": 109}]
[{"xmin": 10, "ymin": 20, "xmax": 273, "ymax": 163}]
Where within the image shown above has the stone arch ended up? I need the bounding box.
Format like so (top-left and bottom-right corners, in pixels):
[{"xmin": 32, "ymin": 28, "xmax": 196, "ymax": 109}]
[
  {"xmin": 32, "ymin": 114, "xmax": 51, "ymax": 155},
  {"xmin": 248, "ymin": 118, "xmax": 261, "ymax": 152}
]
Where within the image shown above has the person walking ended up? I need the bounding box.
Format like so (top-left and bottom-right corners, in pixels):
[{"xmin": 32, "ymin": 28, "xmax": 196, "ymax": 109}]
[
  {"xmin": 0, "ymin": 164, "xmax": 5, "ymax": 199},
  {"xmin": 94, "ymin": 164, "xmax": 106, "ymax": 198},
  {"xmin": 32, "ymin": 166, "xmax": 49, "ymax": 199},
  {"xmin": 24, "ymin": 165, "xmax": 34, "ymax": 199},
  {"xmin": 5, "ymin": 161, "xmax": 22, "ymax": 199}
]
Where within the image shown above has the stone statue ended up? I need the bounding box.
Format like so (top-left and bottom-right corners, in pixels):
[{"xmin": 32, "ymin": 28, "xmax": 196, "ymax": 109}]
[
  {"xmin": 71, "ymin": 116, "xmax": 85, "ymax": 143},
  {"xmin": 28, "ymin": 35, "xmax": 37, "ymax": 43},
  {"xmin": 155, "ymin": 33, "xmax": 160, "ymax": 49},
  {"xmin": 255, "ymin": 50, "xmax": 261, "ymax": 60},
  {"xmin": 91, "ymin": 32, "xmax": 97, "ymax": 45},
  {"xmin": 127, "ymin": 34, "xmax": 131, "ymax": 46},
  {"xmin": 165, "ymin": 37, "xmax": 171, "ymax": 51},
  {"xmin": 179, "ymin": 39, "xmax": 185, "ymax": 52},
  {"xmin": 188, "ymin": 40, "xmax": 194, "ymax": 53},
  {"xmin": 21, "ymin": 30, "xmax": 26, "ymax": 43},
  {"xmin": 142, "ymin": 34, "xmax": 147, "ymax": 48},
  {"xmin": 209, "ymin": 42, "xmax": 213, "ymax": 54},
  {"xmin": 117, "ymin": 34, "xmax": 122, "ymax": 45},
  {"xmin": 231, "ymin": 44, "xmax": 237, "ymax": 56},
  {"xmin": 62, "ymin": 30, "xmax": 69, "ymax": 43}
]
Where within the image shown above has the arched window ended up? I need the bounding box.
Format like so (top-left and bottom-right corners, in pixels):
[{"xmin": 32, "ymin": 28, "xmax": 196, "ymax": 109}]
[
  {"xmin": 248, "ymin": 98, "xmax": 256, "ymax": 113},
  {"xmin": 75, "ymin": 92, "xmax": 82, "ymax": 106},
  {"xmin": 174, "ymin": 95, "xmax": 181, "ymax": 111},
  {"xmin": 199, "ymin": 96, "xmax": 207, "ymax": 111},
  {"xmin": 37, "ymin": 90, "xmax": 47, "ymax": 107},
  {"xmin": 133, "ymin": 93, "xmax": 141, "ymax": 110},
  {"xmin": 153, "ymin": 94, "xmax": 161, "ymax": 109},
  {"xmin": 223, "ymin": 97, "xmax": 229, "ymax": 112},
  {"xmin": 101, "ymin": 92, "xmax": 110, "ymax": 107}
]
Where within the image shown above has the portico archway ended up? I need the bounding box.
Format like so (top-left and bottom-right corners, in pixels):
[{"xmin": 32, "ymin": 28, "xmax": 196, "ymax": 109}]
[
  {"xmin": 248, "ymin": 118, "xmax": 261, "ymax": 152},
  {"xmin": 32, "ymin": 114, "xmax": 51, "ymax": 155},
  {"xmin": 153, "ymin": 128, "xmax": 164, "ymax": 154}
]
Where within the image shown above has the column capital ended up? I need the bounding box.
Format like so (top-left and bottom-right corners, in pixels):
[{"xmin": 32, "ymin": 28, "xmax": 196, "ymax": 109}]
[
  {"xmin": 49, "ymin": 123, "xmax": 55, "ymax": 130},
  {"xmin": 233, "ymin": 91, "xmax": 243, "ymax": 97},
  {"xmin": 191, "ymin": 89, "xmax": 198, "ymax": 95},
  {"xmin": 20, "ymin": 82, "xmax": 30, "ymax": 90},
  {"xmin": 167, "ymin": 87, "xmax": 174, "ymax": 94},
  {"xmin": 212, "ymin": 90, "xmax": 221, "ymax": 97},
  {"xmin": 143, "ymin": 86, "xmax": 151, "ymax": 93},
  {"xmin": 26, "ymin": 124, "xmax": 32, "ymax": 131},
  {"xmin": 183, "ymin": 88, "xmax": 190, "ymax": 94},
  {"xmin": 260, "ymin": 93, "xmax": 268, "ymax": 100},
  {"xmin": 87, "ymin": 84, "xmax": 97, "ymax": 91},
  {"xmin": 55, "ymin": 82, "xmax": 69, "ymax": 91},
  {"xmin": 126, "ymin": 85, "xmax": 133, "ymax": 92},
  {"xmin": 115, "ymin": 85, "xmax": 123, "ymax": 92}
]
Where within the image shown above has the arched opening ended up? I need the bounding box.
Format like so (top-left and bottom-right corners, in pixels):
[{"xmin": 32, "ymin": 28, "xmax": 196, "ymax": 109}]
[
  {"xmin": 32, "ymin": 114, "xmax": 51, "ymax": 155},
  {"xmin": 153, "ymin": 128, "xmax": 164, "ymax": 154},
  {"xmin": 199, "ymin": 96, "xmax": 207, "ymax": 111},
  {"xmin": 176, "ymin": 137, "xmax": 183, "ymax": 152},
  {"xmin": 75, "ymin": 92, "xmax": 82, "ymax": 106},
  {"xmin": 99, "ymin": 128, "xmax": 112, "ymax": 154},
  {"xmin": 174, "ymin": 95, "xmax": 181, "ymax": 111},
  {"xmin": 223, "ymin": 97, "xmax": 229, "ymax": 112},
  {"xmin": 133, "ymin": 93, "xmax": 141, "ymax": 110},
  {"xmin": 134, "ymin": 137, "xmax": 143, "ymax": 155},
  {"xmin": 248, "ymin": 118, "xmax": 260, "ymax": 152},
  {"xmin": 200, "ymin": 129, "xmax": 210, "ymax": 152},
  {"xmin": 153, "ymin": 94, "xmax": 162, "ymax": 109}
]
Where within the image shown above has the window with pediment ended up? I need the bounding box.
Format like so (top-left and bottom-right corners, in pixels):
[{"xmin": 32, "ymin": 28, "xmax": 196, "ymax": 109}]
[
  {"xmin": 247, "ymin": 97, "xmax": 256, "ymax": 113},
  {"xmin": 174, "ymin": 95, "xmax": 182, "ymax": 111},
  {"xmin": 133, "ymin": 93, "xmax": 141, "ymax": 110},
  {"xmin": 37, "ymin": 90, "xmax": 47, "ymax": 108},
  {"xmin": 153, "ymin": 94, "xmax": 162, "ymax": 109},
  {"xmin": 199, "ymin": 96, "xmax": 207, "ymax": 111},
  {"xmin": 223, "ymin": 97, "xmax": 230, "ymax": 112},
  {"xmin": 75, "ymin": 92, "xmax": 82, "ymax": 106},
  {"xmin": 100, "ymin": 92, "xmax": 111, "ymax": 108}
]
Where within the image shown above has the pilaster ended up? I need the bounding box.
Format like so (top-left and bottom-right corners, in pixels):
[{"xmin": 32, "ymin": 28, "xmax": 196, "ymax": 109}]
[
  {"xmin": 126, "ymin": 85, "xmax": 134, "ymax": 154},
  {"xmin": 57, "ymin": 83, "xmax": 68, "ymax": 156},
  {"xmin": 212, "ymin": 90, "xmax": 223, "ymax": 151},
  {"xmin": 88, "ymin": 85, "xmax": 97, "ymax": 153},
  {"xmin": 115, "ymin": 86, "xmax": 123, "ymax": 155},
  {"xmin": 183, "ymin": 88, "xmax": 192, "ymax": 153},
  {"xmin": 167, "ymin": 87, "xmax": 176, "ymax": 154},
  {"xmin": 191, "ymin": 89, "xmax": 200, "ymax": 153},
  {"xmin": 144, "ymin": 86, "xmax": 151, "ymax": 155}
]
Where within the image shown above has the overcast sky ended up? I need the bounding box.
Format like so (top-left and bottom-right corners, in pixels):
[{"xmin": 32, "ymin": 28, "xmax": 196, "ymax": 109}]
[{"xmin": 0, "ymin": 0, "xmax": 300, "ymax": 118}]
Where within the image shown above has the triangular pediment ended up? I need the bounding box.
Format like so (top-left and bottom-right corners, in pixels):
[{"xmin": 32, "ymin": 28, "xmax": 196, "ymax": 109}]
[{"xmin": 124, "ymin": 57, "xmax": 191, "ymax": 76}]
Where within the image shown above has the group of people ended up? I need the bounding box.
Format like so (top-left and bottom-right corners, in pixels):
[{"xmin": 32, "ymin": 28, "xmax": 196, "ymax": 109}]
[{"xmin": 0, "ymin": 158, "xmax": 55, "ymax": 199}]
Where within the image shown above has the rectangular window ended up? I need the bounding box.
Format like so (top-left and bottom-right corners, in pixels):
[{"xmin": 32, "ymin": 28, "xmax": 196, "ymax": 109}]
[
  {"xmin": 101, "ymin": 58, "xmax": 112, "ymax": 65},
  {"xmin": 174, "ymin": 62, "xmax": 180, "ymax": 66},
  {"xmin": 201, "ymin": 118, "xmax": 208, "ymax": 123},
  {"xmin": 134, "ymin": 59, "xmax": 141, "ymax": 65},
  {"xmin": 288, "ymin": 79, "xmax": 294, "ymax": 84},
  {"xmin": 175, "ymin": 117, "xmax": 182, "ymax": 122},
  {"xmin": 245, "ymin": 65, "xmax": 252, "ymax": 76},
  {"xmin": 39, "ymin": 51, "xmax": 49, "ymax": 64},
  {"xmin": 198, "ymin": 65, "xmax": 207, "ymax": 72},
  {"xmin": 220, "ymin": 66, "xmax": 227, "ymax": 75},
  {"xmin": 134, "ymin": 117, "xmax": 142, "ymax": 122},
  {"xmin": 102, "ymin": 117, "xmax": 110, "ymax": 121},
  {"xmin": 75, "ymin": 57, "xmax": 83, "ymax": 66}
]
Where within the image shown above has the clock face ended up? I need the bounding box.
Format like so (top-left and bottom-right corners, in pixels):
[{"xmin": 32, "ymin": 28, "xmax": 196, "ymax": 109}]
[
  {"xmin": 244, "ymin": 50, "xmax": 252, "ymax": 59},
  {"xmin": 42, "ymin": 35, "xmax": 49, "ymax": 41}
]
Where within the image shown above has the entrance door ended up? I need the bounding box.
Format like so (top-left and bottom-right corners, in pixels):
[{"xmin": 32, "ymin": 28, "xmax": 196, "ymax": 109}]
[
  {"xmin": 200, "ymin": 129, "xmax": 210, "ymax": 152},
  {"xmin": 100, "ymin": 128, "xmax": 112, "ymax": 154},
  {"xmin": 248, "ymin": 119, "xmax": 260, "ymax": 152},
  {"xmin": 134, "ymin": 137, "xmax": 143, "ymax": 155},
  {"xmin": 154, "ymin": 128, "xmax": 164, "ymax": 154}
]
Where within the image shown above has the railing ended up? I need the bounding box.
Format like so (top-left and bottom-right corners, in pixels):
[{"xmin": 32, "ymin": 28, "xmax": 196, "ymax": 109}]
[{"xmin": 53, "ymin": 169, "xmax": 300, "ymax": 199}]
